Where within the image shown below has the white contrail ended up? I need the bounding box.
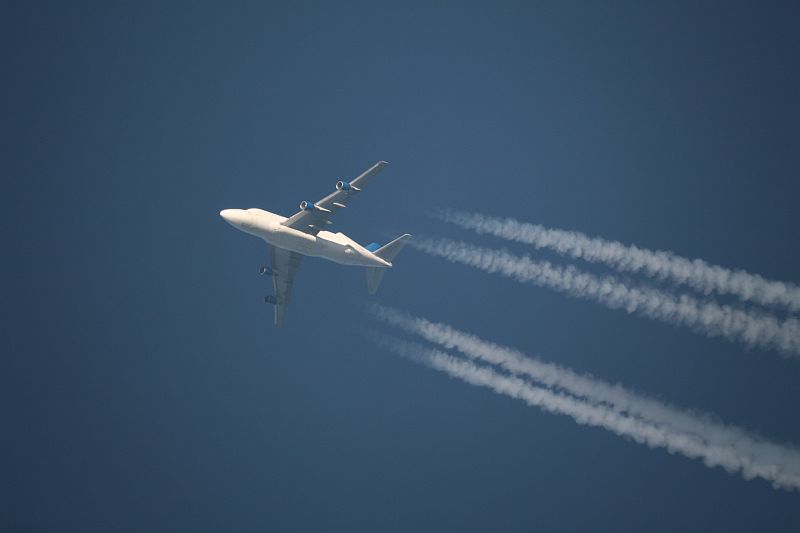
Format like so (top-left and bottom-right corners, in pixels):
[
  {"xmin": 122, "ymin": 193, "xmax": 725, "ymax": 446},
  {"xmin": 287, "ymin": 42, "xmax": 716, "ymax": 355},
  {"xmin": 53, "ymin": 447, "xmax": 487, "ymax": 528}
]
[
  {"xmin": 369, "ymin": 304, "xmax": 800, "ymax": 484},
  {"xmin": 409, "ymin": 237, "xmax": 800, "ymax": 357},
  {"xmin": 371, "ymin": 334, "xmax": 800, "ymax": 490},
  {"xmin": 437, "ymin": 209, "xmax": 800, "ymax": 313}
]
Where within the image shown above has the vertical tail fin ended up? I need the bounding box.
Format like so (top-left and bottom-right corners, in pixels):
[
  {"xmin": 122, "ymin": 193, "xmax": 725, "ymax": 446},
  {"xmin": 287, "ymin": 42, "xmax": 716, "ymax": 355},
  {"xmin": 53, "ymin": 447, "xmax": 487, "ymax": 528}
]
[{"xmin": 366, "ymin": 234, "xmax": 412, "ymax": 294}]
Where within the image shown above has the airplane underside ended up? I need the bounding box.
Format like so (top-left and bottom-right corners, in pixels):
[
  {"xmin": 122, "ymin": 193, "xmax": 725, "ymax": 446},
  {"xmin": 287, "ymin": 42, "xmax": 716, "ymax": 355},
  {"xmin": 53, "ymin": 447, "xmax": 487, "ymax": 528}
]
[{"xmin": 220, "ymin": 161, "xmax": 410, "ymax": 327}]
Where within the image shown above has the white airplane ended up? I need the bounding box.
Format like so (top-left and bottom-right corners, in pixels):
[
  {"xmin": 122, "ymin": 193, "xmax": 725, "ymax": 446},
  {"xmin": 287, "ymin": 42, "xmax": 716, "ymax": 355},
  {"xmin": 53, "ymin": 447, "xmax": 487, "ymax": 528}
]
[{"xmin": 220, "ymin": 161, "xmax": 411, "ymax": 327}]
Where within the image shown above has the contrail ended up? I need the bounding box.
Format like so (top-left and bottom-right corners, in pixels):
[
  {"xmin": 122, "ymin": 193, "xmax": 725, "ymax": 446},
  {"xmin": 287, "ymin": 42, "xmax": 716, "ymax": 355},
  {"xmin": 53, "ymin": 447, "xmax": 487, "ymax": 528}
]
[
  {"xmin": 368, "ymin": 304, "xmax": 800, "ymax": 484},
  {"xmin": 370, "ymin": 334, "xmax": 800, "ymax": 490},
  {"xmin": 409, "ymin": 237, "xmax": 800, "ymax": 357},
  {"xmin": 437, "ymin": 209, "xmax": 800, "ymax": 313}
]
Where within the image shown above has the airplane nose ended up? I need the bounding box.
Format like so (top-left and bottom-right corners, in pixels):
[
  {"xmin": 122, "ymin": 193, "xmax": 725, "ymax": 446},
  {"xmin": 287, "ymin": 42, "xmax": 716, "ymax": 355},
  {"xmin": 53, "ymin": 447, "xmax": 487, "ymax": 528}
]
[{"xmin": 220, "ymin": 209, "xmax": 246, "ymax": 226}]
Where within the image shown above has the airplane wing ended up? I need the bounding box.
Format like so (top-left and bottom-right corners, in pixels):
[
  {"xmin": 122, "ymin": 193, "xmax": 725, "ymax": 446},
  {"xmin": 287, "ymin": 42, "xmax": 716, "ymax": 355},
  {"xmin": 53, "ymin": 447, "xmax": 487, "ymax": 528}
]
[
  {"xmin": 269, "ymin": 244, "xmax": 304, "ymax": 328},
  {"xmin": 281, "ymin": 161, "xmax": 389, "ymax": 235}
]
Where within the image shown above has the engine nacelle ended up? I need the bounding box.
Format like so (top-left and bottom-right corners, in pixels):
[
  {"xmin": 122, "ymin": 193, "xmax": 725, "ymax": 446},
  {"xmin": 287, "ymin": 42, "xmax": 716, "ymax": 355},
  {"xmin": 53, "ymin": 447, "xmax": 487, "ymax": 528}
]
[
  {"xmin": 259, "ymin": 265, "xmax": 274, "ymax": 276},
  {"xmin": 335, "ymin": 180, "xmax": 360, "ymax": 192},
  {"xmin": 264, "ymin": 295, "xmax": 278, "ymax": 305},
  {"xmin": 299, "ymin": 200, "xmax": 331, "ymax": 213}
]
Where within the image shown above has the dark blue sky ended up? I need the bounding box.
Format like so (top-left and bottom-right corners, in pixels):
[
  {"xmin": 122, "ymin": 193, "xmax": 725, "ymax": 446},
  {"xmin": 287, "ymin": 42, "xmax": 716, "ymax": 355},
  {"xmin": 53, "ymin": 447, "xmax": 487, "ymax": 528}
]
[{"xmin": 5, "ymin": 2, "xmax": 800, "ymax": 531}]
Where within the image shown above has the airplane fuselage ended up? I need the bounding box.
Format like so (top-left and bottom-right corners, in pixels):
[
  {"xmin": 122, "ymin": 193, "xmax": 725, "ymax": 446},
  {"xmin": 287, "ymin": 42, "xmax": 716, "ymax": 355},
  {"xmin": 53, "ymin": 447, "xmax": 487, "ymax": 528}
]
[{"xmin": 220, "ymin": 208, "xmax": 391, "ymax": 268}]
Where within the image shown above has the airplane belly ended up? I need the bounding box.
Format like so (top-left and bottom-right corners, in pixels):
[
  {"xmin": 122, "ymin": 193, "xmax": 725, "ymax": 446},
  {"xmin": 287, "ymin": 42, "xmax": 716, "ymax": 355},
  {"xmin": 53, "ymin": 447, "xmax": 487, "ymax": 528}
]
[
  {"xmin": 260, "ymin": 225, "xmax": 317, "ymax": 255},
  {"xmin": 258, "ymin": 225, "xmax": 384, "ymax": 267},
  {"xmin": 266, "ymin": 236, "xmax": 316, "ymax": 256},
  {"xmin": 308, "ymin": 237, "xmax": 363, "ymax": 265},
  {"xmin": 322, "ymin": 247, "xmax": 372, "ymax": 266}
]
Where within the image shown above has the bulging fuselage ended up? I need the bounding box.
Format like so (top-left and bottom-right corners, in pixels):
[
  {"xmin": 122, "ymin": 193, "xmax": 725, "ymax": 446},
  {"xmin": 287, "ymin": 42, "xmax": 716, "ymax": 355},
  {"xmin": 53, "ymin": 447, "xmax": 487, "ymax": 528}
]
[{"xmin": 220, "ymin": 208, "xmax": 391, "ymax": 268}]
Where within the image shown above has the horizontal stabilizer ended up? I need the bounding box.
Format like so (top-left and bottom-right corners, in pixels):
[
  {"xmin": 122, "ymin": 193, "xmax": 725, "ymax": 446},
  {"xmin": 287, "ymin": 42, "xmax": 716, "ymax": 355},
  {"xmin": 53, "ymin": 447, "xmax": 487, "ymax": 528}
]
[
  {"xmin": 366, "ymin": 234, "xmax": 411, "ymax": 294},
  {"xmin": 373, "ymin": 234, "xmax": 412, "ymax": 263},
  {"xmin": 366, "ymin": 267, "xmax": 386, "ymax": 294}
]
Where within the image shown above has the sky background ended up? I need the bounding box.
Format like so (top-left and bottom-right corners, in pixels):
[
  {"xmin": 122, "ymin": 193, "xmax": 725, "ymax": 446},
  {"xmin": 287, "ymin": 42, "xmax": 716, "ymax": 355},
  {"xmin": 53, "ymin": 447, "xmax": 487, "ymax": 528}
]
[{"xmin": 4, "ymin": 1, "xmax": 800, "ymax": 531}]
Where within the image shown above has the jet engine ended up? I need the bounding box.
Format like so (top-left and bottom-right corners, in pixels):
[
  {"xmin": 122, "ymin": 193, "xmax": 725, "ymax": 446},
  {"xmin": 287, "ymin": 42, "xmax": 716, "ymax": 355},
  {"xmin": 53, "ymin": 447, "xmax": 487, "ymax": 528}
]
[
  {"xmin": 264, "ymin": 295, "xmax": 278, "ymax": 305},
  {"xmin": 259, "ymin": 265, "xmax": 274, "ymax": 276},
  {"xmin": 299, "ymin": 200, "xmax": 331, "ymax": 212},
  {"xmin": 336, "ymin": 180, "xmax": 360, "ymax": 191}
]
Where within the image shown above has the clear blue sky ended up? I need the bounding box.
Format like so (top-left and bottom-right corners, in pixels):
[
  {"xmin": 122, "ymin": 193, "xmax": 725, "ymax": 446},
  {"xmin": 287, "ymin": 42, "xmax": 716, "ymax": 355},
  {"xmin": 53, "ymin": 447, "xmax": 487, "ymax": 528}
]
[{"xmin": 5, "ymin": 1, "xmax": 800, "ymax": 531}]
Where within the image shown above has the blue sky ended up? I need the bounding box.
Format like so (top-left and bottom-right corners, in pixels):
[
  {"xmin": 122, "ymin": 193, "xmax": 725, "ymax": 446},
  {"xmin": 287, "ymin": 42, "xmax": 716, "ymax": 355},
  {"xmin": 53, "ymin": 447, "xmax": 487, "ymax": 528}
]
[{"xmin": 5, "ymin": 2, "xmax": 800, "ymax": 531}]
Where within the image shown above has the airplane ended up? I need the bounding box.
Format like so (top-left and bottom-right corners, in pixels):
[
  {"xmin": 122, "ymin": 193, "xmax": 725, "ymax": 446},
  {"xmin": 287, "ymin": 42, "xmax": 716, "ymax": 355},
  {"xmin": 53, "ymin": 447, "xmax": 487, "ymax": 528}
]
[{"xmin": 220, "ymin": 161, "xmax": 411, "ymax": 327}]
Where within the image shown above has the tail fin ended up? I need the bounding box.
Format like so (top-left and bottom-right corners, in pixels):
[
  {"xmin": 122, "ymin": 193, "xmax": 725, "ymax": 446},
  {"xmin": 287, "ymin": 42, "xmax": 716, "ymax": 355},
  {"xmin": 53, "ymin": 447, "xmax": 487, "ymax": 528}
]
[{"xmin": 366, "ymin": 234, "xmax": 412, "ymax": 294}]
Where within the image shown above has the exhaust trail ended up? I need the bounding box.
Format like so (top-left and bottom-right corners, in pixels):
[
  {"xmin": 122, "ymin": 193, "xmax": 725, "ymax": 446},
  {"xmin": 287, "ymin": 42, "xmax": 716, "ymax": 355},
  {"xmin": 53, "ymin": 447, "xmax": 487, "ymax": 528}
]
[
  {"xmin": 371, "ymin": 334, "xmax": 800, "ymax": 490},
  {"xmin": 409, "ymin": 237, "xmax": 800, "ymax": 357},
  {"xmin": 369, "ymin": 304, "xmax": 800, "ymax": 482},
  {"xmin": 437, "ymin": 209, "xmax": 800, "ymax": 313}
]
